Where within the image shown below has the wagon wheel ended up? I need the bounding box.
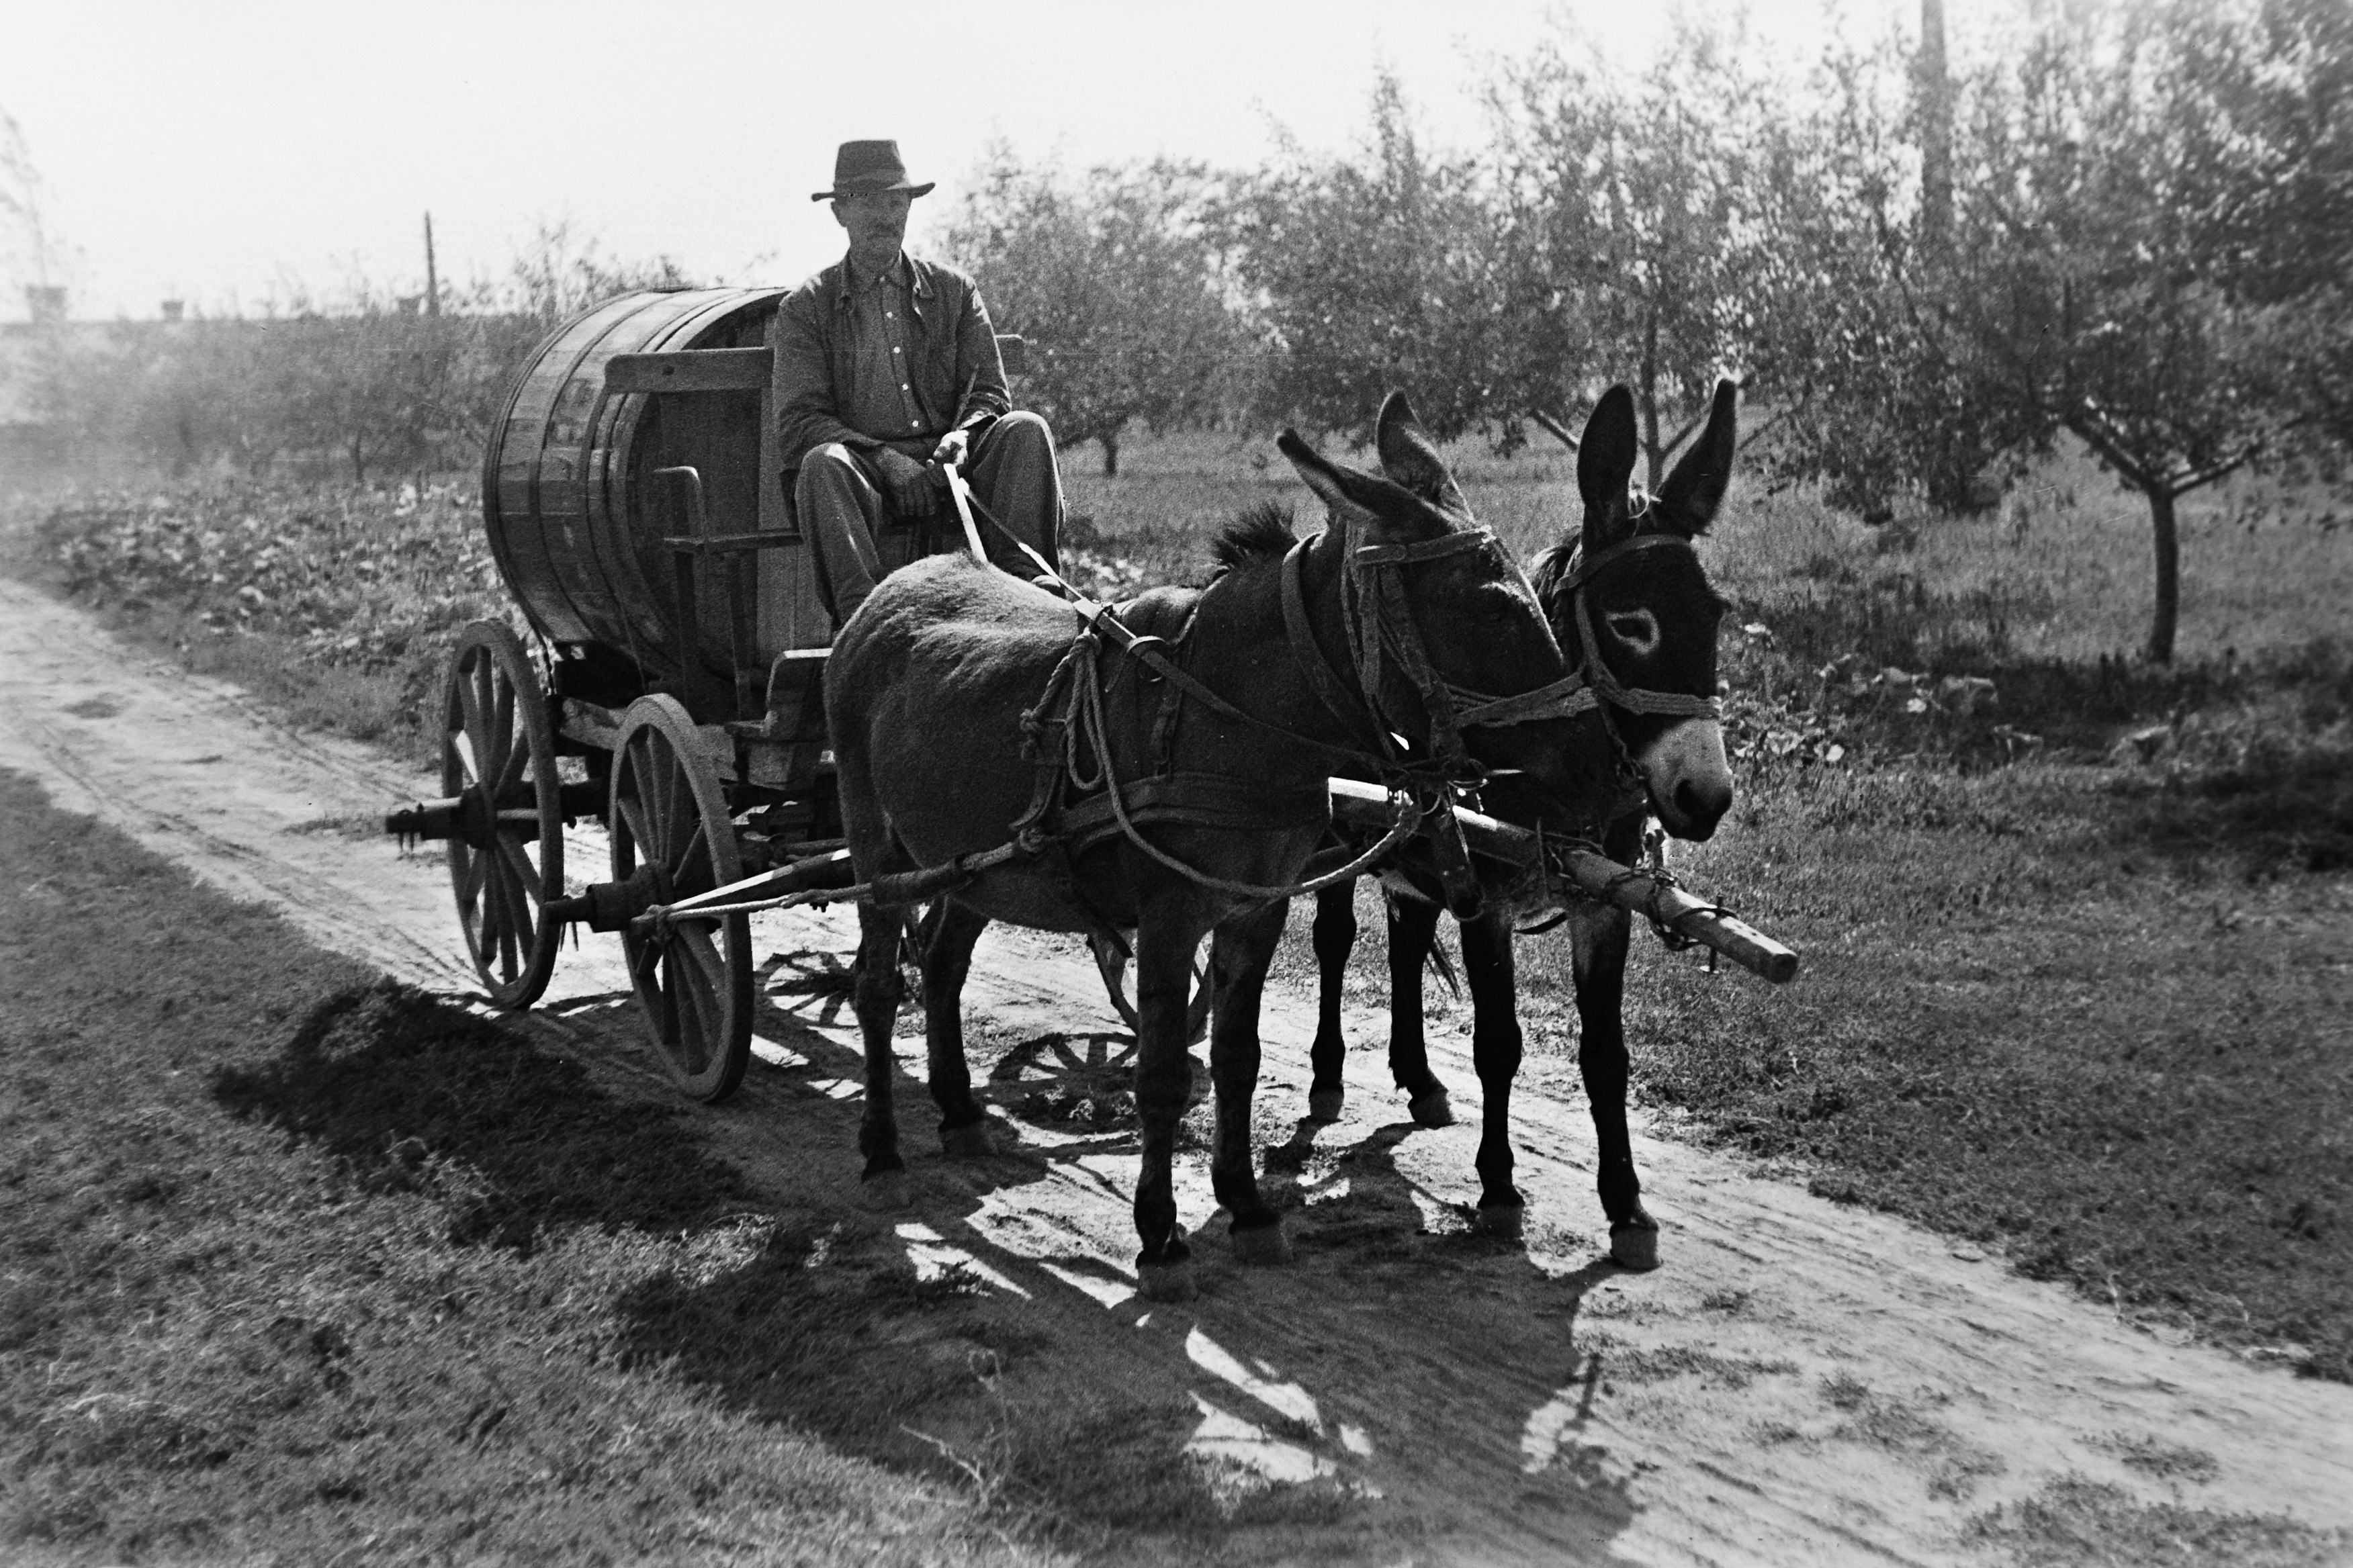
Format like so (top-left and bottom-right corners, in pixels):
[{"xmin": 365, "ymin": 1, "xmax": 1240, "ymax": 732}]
[
  {"xmin": 1087, "ymin": 932, "xmax": 1214, "ymax": 1047},
  {"xmin": 441, "ymin": 620, "xmax": 564, "ymax": 1011},
  {"xmin": 610, "ymin": 695, "xmax": 753, "ymax": 1103}
]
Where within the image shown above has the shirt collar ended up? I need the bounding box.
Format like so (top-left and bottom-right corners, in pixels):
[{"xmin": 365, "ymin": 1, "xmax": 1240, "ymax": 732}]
[{"xmin": 840, "ymin": 249, "xmax": 909, "ymax": 299}]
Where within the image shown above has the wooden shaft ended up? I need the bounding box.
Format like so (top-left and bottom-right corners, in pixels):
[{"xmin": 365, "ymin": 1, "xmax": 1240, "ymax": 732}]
[{"xmin": 1327, "ymin": 779, "xmax": 1799, "ymax": 984}]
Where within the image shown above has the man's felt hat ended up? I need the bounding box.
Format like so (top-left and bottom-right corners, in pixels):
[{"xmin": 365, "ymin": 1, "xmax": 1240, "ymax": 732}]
[{"xmin": 811, "ymin": 140, "xmax": 935, "ymax": 203}]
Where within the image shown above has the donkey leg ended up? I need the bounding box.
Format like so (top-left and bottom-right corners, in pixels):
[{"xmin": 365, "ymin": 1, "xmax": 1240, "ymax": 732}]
[
  {"xmin": 1133, "ymin": 898, "xmax": 1211, "ymax": 1301},
  {"xmin": 1209, "ymin": 899, "xmax": 1292, "ymax": 1264},
  {"xmin": 1385, "ymin": 892, "xmax": 1455, "ymax": 1127},
  {"xmin": 1571, "ymin": 900, "xmax": 1656, "ymax": 1269},
  {"xmin": 852, "ymin": 900, "xmax": 914, "ymax": 1208},
  {"xmin": 1306, "ymin": 882, "xmax": 1356, "ymax": 1121},
  {"xmin": 1460, "ymin": 910, "xmax": 1526, "ymax": 1237},
  {"xmin": 922, "ymin": 898, "xmax": 995, "ymax": 1158}
]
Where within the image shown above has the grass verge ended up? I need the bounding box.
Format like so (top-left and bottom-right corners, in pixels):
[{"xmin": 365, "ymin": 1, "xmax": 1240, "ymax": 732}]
[{"xmin": 0, "ymin": 766, "xmax": 1057, "ymax": 1566}]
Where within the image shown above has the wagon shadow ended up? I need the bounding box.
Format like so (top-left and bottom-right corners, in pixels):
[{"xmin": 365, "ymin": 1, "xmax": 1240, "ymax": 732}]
[{"xmin": 210, "ymin": 978, "xmax": 754, "ymax": 1250}]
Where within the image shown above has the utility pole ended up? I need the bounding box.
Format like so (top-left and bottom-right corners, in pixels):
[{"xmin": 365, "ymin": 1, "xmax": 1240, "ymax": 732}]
[
  {"xmin": 1918, "ymin": 0, "xmax": 1953, "ymax": 261},
  {"xmin": 423, "ymin": 211, "xmax": 441, "ymax": 316}
]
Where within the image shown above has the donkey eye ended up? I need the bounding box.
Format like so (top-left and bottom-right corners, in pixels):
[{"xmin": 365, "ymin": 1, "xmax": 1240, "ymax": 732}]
[{"xmin": 1605, "ymin": 609, "xmax": 1661, "ymax": 654}]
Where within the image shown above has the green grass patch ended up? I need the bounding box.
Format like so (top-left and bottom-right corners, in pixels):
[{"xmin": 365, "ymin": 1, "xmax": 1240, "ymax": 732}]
[
  {"xmin": 1530, "ymin": 760, "xmax": 2353, "ymax": 1381},
  {"xmin": 0, "ymin": 766, "xmax": 1055, "ymax": 1565}
]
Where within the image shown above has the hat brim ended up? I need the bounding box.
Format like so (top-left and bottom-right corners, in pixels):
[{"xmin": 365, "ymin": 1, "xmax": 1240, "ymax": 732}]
[{"xmin": 811, "ymin": 179, "xmax": 935, "ymax": 203}]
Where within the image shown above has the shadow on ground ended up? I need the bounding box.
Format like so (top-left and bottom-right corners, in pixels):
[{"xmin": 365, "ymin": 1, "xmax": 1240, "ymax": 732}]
[{"xmin": 212, "ymin": 978, "xmax": 752, "ymax": 1250}]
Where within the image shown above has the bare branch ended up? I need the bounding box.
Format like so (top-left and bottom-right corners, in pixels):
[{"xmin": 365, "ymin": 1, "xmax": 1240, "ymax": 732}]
[
  {"xmin": 2067, "ymin": 403, "xmax": 2156, "ymax": 490},
  {"xmin": 1529, "ymin": 408, "xmax": 1581, "ymax": 453},
  {"xmin": 2167, "ymin": 439, "xmax": 2264, "ymax": 497}
]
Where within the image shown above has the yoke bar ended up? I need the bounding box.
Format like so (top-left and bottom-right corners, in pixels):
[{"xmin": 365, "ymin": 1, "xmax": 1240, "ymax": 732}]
[{"xmin": 1327, "ymin": 778, "xmax": 1800, "ymax": 984}]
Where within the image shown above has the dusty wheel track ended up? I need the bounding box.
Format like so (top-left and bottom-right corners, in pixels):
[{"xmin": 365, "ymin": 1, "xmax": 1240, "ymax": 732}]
[{"xmin": 2, "ymin": 578, "xmax": 2346, "ymax": 1567}]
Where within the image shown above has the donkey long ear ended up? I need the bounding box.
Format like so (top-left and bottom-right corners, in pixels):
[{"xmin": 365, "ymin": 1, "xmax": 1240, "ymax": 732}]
[
  {"xmin": 1278, "ymin": 430, "xmax": 1380, "ymax": 524},
  {"xmin": 1280, "ymin": 428, "xmax": 1444, "ymax": 548},
  {"xmin": 1374, "ymin": 391, "xmax": 1468, "ymax": 515},
  {"xmin": 1656, "ymin": 379, "xmax": 1739, "ymax": 536},
  {"xmin": 1578, "ymin": 385, "xmax": 1640, "ymax": 547}
]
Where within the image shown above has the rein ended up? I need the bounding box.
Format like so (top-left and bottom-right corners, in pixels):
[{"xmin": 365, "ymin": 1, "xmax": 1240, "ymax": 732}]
[{"xmin": 961, "ymin": 471, "xmax": 1594, "ymax": 911}]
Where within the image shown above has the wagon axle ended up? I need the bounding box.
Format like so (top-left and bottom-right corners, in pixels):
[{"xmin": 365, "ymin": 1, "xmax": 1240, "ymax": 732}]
[{"xmin": 382, "ymin": 779, "xmax": 604, "ymax": 849}]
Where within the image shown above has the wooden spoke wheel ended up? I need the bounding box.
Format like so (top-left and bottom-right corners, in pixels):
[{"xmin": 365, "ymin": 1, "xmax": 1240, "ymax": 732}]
[
  {"xmin": 441, "ymin": 620, "xmax": 564, "ymax": 1011},
  {"xmin": 610, "ymin": 695, "xmax": 753, "ymax": 1103},
  {"xmin": 1087, "ymin": 932, "xmax": 1214, "ymax": 1047}
]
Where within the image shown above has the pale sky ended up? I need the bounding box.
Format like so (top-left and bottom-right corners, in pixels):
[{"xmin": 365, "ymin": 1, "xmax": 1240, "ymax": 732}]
[{"xmin": 2, "ymin": 0, "xmax": 1922, "ymax": 322}]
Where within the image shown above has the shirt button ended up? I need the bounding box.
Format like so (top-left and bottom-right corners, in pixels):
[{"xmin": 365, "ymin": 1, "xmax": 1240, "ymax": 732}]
[
  {"xmin": 901, "ymin": 383, "xmax": 910, "ymax": 390},
  {"xmin": 892, "ymin": 347, "xmax": 901, "ymax": 355}
]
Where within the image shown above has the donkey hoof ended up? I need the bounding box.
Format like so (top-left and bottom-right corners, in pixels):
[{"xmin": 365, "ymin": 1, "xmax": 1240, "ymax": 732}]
[
  {"xmin": 1231, "ymin": 1218, "xmax": 1293, "ymax": 1266},
  {"xmin": 1306, "ymin": 1088, "xmax": 1346, "ymax": 1123},
  {"xmin": 860, "ymin": 1169, "xmax": 912, "ymax": 1211},
  {"xmin": 1474, "ymin": 1202, "xmax": 1527, "ymax": 1240},
  {"xmin": 939, "ymin": 1120, "xmax": 995, "ymax": 1159},
  {"xmin": 1137, "ymin": 1256, "xmax": 1197, "ymax": 1302},
  {"xmin": 1408, "ymin": 1088, "xmax": 1455, "ymax": 1128},
  {"xmin": 1609, "ymin": 1217, "xmax": 1661, "ymax": 1272}
]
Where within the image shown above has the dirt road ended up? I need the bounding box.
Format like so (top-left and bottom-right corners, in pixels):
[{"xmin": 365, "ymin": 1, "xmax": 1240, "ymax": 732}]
[{"xmin": 3, "ymin": 577, "xmax": 2347, "ymax": 1566}]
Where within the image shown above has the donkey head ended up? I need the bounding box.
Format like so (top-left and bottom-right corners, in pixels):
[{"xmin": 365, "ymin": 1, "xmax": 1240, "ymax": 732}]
[
  {"xmin": 1536, "ymin": 379, "xmax": 1738, "ymax": 841},
  {"xmin": 1276, "ymin": 394, "xmax": 1597, "ymax": 811}
]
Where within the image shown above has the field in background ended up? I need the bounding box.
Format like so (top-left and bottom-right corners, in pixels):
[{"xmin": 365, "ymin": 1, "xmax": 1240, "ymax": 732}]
[{"xmin": 4, "ymin": 424, "xmax": 2350, "ymax": 1385}]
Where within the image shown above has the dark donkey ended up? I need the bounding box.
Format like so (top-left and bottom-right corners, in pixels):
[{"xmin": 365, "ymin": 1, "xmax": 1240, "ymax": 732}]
[
  {"xmin": 826, "ymin": 395, "xmax": 1603, "ymax": 1299},
  {"xmin": 1304, "ymin": 380, "xmax": 1740, "ymax": 1269}
]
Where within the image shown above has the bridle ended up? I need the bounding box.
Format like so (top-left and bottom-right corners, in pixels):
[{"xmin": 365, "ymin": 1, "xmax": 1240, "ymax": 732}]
[
  {"xmin": 954, "ymin": 467, "xmax": 1596, "ymax": 913},
  {"xmin": 1543, "ymin": 528, "xmax": 1723, "ymax": 762},
  {"xmin": 1282, "ymin": 511, "xmax": 1597, "ymax": 914}
]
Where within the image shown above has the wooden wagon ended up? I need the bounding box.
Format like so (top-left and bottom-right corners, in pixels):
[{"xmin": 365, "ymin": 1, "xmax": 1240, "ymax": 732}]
[
  {"xmin": 386, "ymin": 285, "xmax": 1008, "ymax": 1101},
  {"xmin": 386, "ymin": 288, "xmax": 1795, "ymax": 1107}
]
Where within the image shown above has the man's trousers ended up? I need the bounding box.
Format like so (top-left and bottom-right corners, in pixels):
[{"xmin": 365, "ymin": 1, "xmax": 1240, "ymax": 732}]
[{"xmin": 795, "ymin": 410, "xmax": 1064, "ymax": 628}]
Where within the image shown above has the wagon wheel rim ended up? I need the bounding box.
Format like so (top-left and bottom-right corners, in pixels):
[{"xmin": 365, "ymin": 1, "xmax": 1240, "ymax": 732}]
[
  {"xmin": 441, "ymin": 620, "xmax": 564, "ymax": 1010},
  {"xmin": 611, "ymin": 694, "xmax": 752, "ymax": 1103}
]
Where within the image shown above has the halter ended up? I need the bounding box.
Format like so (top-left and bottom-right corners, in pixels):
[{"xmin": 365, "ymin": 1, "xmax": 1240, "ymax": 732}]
[
  {"xmin": 1545, "ymin": 530, "xmax": 1723, "ymax": 752},
  {"xmin": 960, "ymin": 469, "xmax": 1595, "ymax": 916},
  {"xmin": 1281, "ymin": 512, "xmax": 1597, "ymax": 914}
]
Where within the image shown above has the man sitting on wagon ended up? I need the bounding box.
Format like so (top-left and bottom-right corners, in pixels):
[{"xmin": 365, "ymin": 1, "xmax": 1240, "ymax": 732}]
[{"xmin": 774, "ymin": 139, "xmax": 1064, "ymax": 628}]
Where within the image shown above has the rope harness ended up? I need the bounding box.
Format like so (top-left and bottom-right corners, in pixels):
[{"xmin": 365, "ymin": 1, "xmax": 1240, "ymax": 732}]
[
  {"xmin": 637, "ymin": 463, "xmax": 1603, "ymax": 939},
  {"xmin": 638, "ymin": 471, "xmax": 1744, "ymax": 962}
]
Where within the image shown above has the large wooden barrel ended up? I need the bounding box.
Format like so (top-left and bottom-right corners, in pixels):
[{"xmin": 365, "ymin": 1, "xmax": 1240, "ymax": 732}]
[{"xmin": 482, "ymin": 287, "xmax": 820, "ymax": 700}]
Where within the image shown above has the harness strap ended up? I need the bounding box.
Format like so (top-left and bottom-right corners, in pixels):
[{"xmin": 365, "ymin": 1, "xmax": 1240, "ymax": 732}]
[
  {"xmin": 1450, "ymin": 674, "xmax": 1601, "ymax": 727},
  {"xmin": 1559, "ymin": 530, "xmax": 1726, "ymax": 723},
  {"xmin": 1282, "ymin": 539, "xmax": 1376, "ymax": 735}
]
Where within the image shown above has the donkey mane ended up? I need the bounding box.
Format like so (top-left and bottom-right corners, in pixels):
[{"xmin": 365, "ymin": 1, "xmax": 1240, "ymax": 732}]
[{"xmin": 1209, "ymin": 502, "xmax": 1299, "ymax": 576}]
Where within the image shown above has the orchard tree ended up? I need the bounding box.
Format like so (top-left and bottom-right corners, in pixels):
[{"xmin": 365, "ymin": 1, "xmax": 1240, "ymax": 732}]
[
  {"xmin": 1946, "ymin": 0, "xmax": 2347, "ymax": 661},
  {"xmin": 1216, "ymin": 73, "xmax": 1507, "ymax": 447},
  {"xmin": 947, "ymin": 152, "xmax": 1244, "ymax": 475},
  {"xmin": 1774, "ymin": 0, "xmax": 2350, "ymax": 661},
  {"xmin": 1486, "ymin": 24, "xmax": 1791, "ymax": 483}
]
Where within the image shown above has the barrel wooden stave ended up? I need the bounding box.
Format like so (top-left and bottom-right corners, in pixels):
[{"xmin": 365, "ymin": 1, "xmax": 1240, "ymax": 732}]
[{"xmin": 484, "ymin": 287, "xmax": 799, "ymax": 699}]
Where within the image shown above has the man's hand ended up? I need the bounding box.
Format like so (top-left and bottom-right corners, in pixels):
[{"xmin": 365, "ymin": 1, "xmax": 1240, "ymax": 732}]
[
  {"xmin": 929, "ymin": 428, "xmax": 970, "ymax": 471},
  {"xmin": 873, "ymin": 447, "xmax": 937, "ymax": 518}
]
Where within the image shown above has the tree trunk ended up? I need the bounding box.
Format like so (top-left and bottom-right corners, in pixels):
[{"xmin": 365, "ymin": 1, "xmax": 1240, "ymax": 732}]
[
  {"xmin": 2144, "ymin": 485, "xmax": 2180, "ymax": 664},
  {"xmin": 1639, "ymin": 305, "xmax": 1664, "ymax": 491},
  {"xmin": 1101, "ymin": 430, "xmax": 1120, "ymax": 477}
]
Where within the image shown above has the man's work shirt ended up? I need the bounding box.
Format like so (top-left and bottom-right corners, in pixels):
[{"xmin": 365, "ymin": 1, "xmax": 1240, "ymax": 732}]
[
  {"xmin": 771, "ymin": 249, "xmax": 1010, "ymax": 469},
  {"xmin": 845, "ymin": 255, "xmax": 932, "ymax": 441}
]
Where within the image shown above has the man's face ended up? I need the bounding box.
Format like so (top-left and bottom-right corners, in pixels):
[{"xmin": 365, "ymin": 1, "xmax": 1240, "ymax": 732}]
[{"xmin": 833, "ymin": 189, "xmax": 913, "ymax": 266}]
